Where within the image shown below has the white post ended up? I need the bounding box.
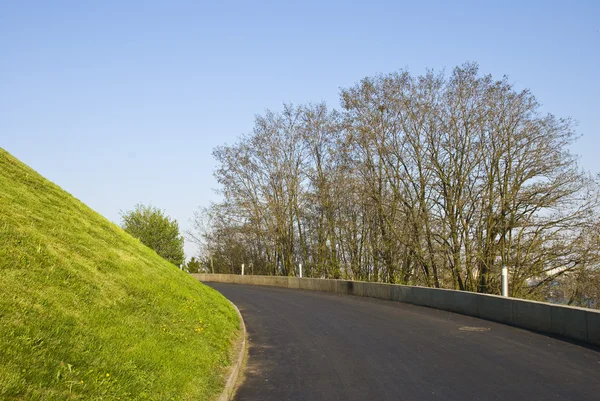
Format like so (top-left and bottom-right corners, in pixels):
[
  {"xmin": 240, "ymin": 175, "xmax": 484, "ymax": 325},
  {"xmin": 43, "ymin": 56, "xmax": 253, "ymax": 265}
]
[
  {"xmin": 299, "ymin": 263, "xmax": 303, "ymax": 278},
  {"xmin": 501, "ymin": 266, "xmax": 508, "ymax": 297},
  {"xmin": 241, "ymin": 263, "xmax": 245, "ymax": 276}
]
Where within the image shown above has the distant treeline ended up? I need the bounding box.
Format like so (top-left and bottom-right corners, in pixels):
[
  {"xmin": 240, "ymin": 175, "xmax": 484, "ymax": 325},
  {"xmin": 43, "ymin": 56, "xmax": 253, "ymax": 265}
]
[{"xmin": 191, "ymin": 63, "xmax": 600, "ymax": 306}]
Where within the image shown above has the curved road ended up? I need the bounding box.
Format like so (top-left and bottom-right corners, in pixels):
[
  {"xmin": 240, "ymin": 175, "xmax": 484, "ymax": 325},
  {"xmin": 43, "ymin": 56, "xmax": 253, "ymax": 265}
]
[{"xmin": 208, "ymin": 283, "xmax": 600, "ymax": 401}]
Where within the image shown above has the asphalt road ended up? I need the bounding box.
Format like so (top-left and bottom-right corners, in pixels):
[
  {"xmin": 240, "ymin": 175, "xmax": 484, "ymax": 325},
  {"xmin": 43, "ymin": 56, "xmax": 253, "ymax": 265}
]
[{"xmin": 208, "ymin": 283, "xmax": 600, "ymax": 401}]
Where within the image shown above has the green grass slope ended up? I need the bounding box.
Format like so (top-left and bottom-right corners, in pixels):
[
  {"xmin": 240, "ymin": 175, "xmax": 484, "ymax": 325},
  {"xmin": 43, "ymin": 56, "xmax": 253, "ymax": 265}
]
[{"xmin": 0, "ymin": 148, "xmax": 239, "ymax": 400}]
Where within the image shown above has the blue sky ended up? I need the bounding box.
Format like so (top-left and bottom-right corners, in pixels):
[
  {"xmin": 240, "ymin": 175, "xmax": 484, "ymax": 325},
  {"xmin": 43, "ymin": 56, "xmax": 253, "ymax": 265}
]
[{"xmin": 1, "ymin": 0, "xmax": 599, "ymax": 258}]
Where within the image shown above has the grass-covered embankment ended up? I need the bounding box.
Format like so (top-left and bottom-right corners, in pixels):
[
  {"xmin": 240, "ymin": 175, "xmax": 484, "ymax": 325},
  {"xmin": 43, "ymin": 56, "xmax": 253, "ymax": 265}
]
[{"xmin": 0, "ymin": 148, "xmax": 240, "ymax": 400}]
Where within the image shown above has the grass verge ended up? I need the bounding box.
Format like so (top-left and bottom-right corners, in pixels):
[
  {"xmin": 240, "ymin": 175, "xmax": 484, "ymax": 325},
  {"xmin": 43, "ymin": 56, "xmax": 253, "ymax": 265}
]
[{"xmin": 0, "ymin": 148, "xmax": 239, "ymax": 400}]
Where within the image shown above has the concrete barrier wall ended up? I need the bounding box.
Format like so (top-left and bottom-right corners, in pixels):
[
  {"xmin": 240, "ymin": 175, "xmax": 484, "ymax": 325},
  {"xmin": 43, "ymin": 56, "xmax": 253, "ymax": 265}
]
[{"xmin": 192, "ymin": 273, "xmax": 600, "ymax": 347}]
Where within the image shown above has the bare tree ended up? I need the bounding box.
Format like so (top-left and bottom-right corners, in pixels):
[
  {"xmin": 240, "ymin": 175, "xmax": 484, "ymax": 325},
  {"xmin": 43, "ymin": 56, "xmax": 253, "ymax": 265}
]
[{"xmin": 192, "ymin": 63, "xmax": 600, "ymax": 306}]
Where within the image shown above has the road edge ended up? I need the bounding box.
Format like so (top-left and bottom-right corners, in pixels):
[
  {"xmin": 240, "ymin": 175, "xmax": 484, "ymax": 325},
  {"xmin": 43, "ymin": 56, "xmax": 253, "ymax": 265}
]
[
  {"xmin": 218, "ymin": 300, "xmax": 247, "ymax": 401},
  {"xmin": 195, "ymin": 274, "xmax": 600, "ymax": 348}
]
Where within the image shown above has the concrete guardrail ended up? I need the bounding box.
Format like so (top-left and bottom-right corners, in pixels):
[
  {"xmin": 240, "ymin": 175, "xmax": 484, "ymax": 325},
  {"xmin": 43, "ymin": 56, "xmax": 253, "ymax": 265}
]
[{"xmin": 192, "ymin": 273, "xmax": 600, "ymax": 347}]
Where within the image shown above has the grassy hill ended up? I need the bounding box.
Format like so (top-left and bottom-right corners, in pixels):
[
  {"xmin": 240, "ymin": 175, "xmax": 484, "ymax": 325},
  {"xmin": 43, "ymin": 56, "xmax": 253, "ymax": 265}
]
[{"xmin": 0, "ymin": 148, "xmax": 240, "ymax": 400}]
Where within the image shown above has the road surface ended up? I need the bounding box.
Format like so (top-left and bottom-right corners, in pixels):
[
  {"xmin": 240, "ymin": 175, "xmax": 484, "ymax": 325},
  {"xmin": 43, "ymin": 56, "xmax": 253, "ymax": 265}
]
[{"xmin": 208, "ymin": 283, "xmax": 600, "ymax": 401}]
